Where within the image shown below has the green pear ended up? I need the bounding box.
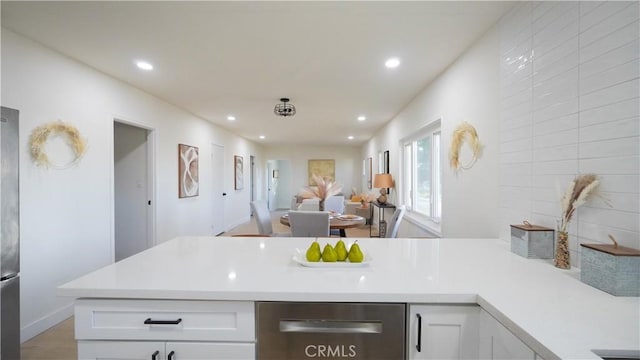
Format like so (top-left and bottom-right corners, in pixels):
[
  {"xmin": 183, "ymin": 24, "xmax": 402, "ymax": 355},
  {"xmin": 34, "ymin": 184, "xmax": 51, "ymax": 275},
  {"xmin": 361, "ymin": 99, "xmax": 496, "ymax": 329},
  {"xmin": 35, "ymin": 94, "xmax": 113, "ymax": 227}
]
[
  {"xmin": 335, "ymin": 240, "xmax": 348, "ymax": 261},
  {"xmin": 310, "ymin": 240, "xmax": 320, "ymax": 252},
  {"xmin": 347, "ymin": 241, "xmax": 364, "ymax": 263},
  {"xmin": 306, "ymin": 241, "xmax": 322, "ymax": 262},
  {"xmin": 322, "ymin": 244, "xmax": 338, "ymax": 262}
]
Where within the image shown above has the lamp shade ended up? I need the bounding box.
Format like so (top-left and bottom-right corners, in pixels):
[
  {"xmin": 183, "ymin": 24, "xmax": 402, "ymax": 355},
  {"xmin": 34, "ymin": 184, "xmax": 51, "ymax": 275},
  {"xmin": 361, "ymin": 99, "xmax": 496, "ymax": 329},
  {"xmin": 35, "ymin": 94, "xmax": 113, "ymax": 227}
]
[{"xmin": 373, "ymin": 173, "xmax": 393, "ymax": 188}]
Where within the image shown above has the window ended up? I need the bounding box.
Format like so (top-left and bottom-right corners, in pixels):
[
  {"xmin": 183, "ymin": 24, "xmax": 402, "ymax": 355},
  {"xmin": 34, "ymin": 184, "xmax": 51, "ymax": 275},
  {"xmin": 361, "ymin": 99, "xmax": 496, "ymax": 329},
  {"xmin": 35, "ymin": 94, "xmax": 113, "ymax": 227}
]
[{"xmin": 402, "ymin": 121, "xmax": 441, "ymax": 221}]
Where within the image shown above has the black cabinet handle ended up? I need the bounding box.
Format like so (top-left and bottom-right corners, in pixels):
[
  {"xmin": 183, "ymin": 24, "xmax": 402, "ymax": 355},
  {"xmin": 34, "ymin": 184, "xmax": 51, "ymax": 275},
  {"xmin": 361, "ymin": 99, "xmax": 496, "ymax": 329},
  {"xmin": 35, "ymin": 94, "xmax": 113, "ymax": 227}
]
[
  {"xmin": 416, "ymin": 313, "xmax": 422, "ymax": 352},
  {"xmin": 151, "ymin": 350, "xmax": 160, "ymax": 360},
  {"xmin": 144, "ymin": 318, "xmax": 182, "ymax": 325},
  {"xmin": 168, "ymin": 350, "xmax": 175, "ymax": 360}
]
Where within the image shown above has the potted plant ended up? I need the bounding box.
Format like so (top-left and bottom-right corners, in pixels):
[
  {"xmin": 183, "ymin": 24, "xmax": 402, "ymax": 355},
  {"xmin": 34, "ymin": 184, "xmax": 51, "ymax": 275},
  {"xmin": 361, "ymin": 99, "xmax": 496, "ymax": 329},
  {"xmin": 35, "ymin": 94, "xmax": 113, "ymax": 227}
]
[{"xmin": 299, "ymin": 174, "xmax": 342, "ymax": 211}]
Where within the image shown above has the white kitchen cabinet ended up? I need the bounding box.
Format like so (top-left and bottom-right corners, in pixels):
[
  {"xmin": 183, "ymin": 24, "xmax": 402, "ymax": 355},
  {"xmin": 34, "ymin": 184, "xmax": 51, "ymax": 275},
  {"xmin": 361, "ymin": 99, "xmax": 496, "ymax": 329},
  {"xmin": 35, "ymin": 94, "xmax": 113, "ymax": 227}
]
[
  {"xmin": 75, "ymin": 299, "xmax": 256, "ymax": 360},
  {"xmin": 167, "ymin": 342, "xmax": 255, "ymax": 359},
  {"xmin": 78, "ymin": 340, "xmax": 255, "ymax": 360},
  {"xmin": 78, "ymin": 341, "xmax": 165, "ymax": 360},
  {"xmin": 75, "ymin": 299, "xmax": 254, "ymax": 341},
  {"xmin": 407, "ymin": 304, "xmax": 480, "ymax": 360},
  {"xmin": 479, "ymin": 309, "xmax": 535, "ymax": 360}
]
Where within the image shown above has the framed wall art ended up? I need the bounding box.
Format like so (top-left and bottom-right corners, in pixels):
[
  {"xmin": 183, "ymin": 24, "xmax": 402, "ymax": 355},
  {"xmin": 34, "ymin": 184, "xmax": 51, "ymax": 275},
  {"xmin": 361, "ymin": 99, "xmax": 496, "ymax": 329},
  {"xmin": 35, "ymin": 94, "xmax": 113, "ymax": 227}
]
[
  {"xmin": 234, "ymin": 155, "xmax": 244, "ymax": 190},
  {"xmin": 308, "ymin": 159, "xmax": 335, "ymax": 185},
  {"xmin": 178, "ymin": 144, "xmax": 199, "ymax": 198}
]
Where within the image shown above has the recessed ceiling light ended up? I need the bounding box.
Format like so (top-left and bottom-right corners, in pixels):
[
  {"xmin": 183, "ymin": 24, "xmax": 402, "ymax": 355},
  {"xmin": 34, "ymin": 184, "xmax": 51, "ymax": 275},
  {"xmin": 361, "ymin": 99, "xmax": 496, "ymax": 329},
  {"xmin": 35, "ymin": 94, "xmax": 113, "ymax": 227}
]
[
  {"xmin": 135, "ymin": 60, "xmax": 153, "ymax": 71},
  {"xmin": 348, "ymin": 135, "xmax": 354, "ymax": 140},
  {"xmin": 259, "ymin": 135, "xmax": 265, "ymax": 139},
  {"xmin": 227, "ymin": 115, "xmax": 236, "ymax": 121},
  {"xmin": 385, "ymin": 57, "xmax": 400, "ymax": 68},
  {"xmin": 357, "ymin": 115, "xmax": 366, "ymax": 121}
]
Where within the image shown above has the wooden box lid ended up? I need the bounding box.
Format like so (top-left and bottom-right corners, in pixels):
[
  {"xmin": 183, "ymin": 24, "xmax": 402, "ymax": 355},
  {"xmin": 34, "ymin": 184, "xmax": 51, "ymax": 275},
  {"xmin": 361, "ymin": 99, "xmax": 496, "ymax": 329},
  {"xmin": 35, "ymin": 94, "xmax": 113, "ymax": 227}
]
[
  {"xmin": 580, "ymin": 243, "xmax": 640, "ymax": 257},
  {"xmin": 510, "ymin": 223, "xmax": 553, "ymax": 231}
]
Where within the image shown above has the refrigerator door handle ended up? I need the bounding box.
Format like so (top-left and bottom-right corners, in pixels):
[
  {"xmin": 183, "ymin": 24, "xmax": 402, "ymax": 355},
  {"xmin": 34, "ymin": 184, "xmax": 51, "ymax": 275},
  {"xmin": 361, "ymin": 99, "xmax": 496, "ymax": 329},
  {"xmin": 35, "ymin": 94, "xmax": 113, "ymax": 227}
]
[{"xmin": 1, "ymin": 273, "xmax": 18, "ymax": 282}]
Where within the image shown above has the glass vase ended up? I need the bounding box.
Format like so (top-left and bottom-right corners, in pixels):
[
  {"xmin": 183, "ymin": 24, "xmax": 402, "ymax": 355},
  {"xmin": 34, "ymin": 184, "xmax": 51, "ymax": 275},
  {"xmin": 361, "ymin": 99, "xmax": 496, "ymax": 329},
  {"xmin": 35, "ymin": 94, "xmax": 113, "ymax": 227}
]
[
  {"xmin": 554, "ymin": 230, "xmax": 570, "ymax": 269},
  {"xmin": 319, "ymin": 199, "xmax": 325, "ymax": 212}
]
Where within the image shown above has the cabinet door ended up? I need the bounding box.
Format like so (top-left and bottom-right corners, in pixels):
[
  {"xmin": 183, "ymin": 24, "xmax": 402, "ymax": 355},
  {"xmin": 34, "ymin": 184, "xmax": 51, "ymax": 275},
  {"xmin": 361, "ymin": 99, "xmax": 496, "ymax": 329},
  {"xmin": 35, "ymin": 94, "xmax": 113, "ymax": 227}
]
[
  {"xmin": 166, "ymin": 342, "xmax": 255, "ymax": 359},
  {"xmin": 408, "ymin": 305, "xmax": 480, "ymax": 360},
  {"xmin": 78, "ymin": 340, "xmax": 165, "ymax": 360},
  {"xmin": 479, "ymin": 310, "xmax": 535, "ymax": 360}
]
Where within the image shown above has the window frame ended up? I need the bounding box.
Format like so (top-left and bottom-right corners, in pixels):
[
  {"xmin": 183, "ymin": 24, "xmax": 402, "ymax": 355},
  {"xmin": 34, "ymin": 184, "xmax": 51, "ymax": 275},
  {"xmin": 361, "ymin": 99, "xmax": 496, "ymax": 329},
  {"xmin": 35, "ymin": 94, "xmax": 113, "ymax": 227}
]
[{"xmin": 400, "ymin": 119, "xmax": 442, "ymax": 228}]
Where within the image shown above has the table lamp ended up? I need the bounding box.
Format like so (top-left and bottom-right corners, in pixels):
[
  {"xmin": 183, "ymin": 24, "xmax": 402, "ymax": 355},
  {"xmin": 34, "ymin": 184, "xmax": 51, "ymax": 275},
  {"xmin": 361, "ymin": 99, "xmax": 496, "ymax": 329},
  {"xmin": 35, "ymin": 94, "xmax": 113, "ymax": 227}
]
[{"xmin": 373, "ymin": 173, "xmax": 393, "ymax": 204}]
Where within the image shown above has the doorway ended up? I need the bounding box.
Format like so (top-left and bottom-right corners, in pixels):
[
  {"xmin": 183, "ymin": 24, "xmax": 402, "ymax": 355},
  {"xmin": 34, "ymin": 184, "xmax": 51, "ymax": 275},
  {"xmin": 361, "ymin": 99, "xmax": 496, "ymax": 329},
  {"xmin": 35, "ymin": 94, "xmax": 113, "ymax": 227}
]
[
  {"xmin": 211, "ymin": 143, "xmax": 225, "ymax": 235},
  {"xmin": 267, "ymin": 159, "xmax": 292, "ymax": 211},
  {"xmin": 113, "ymin": 121, "xmax": 155, "ymax": 262},
  {"xmin": 250, "ymin": 155, "xmax": 256, "ymax": 207}
]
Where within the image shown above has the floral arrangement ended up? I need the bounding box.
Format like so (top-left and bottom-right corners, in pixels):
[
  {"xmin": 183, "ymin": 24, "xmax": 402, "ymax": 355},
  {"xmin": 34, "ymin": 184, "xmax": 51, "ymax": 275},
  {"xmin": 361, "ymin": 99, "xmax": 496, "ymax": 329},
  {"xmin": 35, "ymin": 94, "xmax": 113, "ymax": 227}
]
[
  {"xmin": 29, "ymin": 121, "xmax": 87, "ymax": 168},
  {"xmin": 450, "ymin": 121, "xmax": 482, "ymax": 171},
  {"xmin": 299, "ymin": 174, "xmax": 342, "ymax": 201},
  {"xmin": 559, "ymin": 174, "xmax": 600, "ymax": 233},
  {"xmin": 358, "ymin": 192, "xmax": 377, "ymax": 206}
]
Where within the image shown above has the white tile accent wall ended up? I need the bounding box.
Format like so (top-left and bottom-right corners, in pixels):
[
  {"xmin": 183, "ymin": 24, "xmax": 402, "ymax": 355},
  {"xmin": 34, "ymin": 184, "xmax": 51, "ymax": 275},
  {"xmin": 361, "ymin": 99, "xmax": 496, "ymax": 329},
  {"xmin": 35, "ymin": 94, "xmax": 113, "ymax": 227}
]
[{"xmin": 499, "ymin": 1, "xmax": 640, "ymax": 267}]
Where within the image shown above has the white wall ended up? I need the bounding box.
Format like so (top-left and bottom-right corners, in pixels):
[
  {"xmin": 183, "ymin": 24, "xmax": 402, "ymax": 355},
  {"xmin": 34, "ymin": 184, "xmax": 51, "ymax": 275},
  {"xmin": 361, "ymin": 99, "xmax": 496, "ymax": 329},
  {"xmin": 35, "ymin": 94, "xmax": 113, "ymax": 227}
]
[
  {"xmin": 1, "ymin": 29, "xmax": 264, "ymax": 341},
  {"xmin": 364, "ymin": 21, "xmax": 501, "ymax": 238},
  {"xmin": 498, "ymin": 2, "xmax": 639, "ymax": 266},
  {"xmin": 365, "ymin": 1, "xmax": 639, "ymax": 253},
  {"xmin": 263, "ymin": 145, "xmax": 362, "ymax": 203}
]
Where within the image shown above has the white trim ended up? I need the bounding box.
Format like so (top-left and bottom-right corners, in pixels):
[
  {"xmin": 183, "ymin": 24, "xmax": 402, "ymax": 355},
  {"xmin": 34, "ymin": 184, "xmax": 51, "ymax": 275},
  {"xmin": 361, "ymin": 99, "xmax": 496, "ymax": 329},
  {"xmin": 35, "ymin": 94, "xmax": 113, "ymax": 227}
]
[
  {"xmin": 224, "ymin": 216, "xmax": 252, "ymax": 233},
  {"xmin": 21, "ymin": 303, "xmax": 73, "ymax": 342},
  {"xmin": 146, "ymin": 130, "xmax": 157, "ymax": 247},
  {"xmin": 404, "ymin": 211, "xmax": 442, "ymax": 237}
]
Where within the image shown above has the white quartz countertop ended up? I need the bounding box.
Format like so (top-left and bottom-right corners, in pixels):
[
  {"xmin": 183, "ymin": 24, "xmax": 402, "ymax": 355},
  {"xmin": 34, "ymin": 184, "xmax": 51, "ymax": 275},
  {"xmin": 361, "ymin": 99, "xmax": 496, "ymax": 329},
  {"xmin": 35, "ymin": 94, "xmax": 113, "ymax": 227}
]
[{"xmin": 58, "ymin": 236, "xmax": 639, "ymax": 360}]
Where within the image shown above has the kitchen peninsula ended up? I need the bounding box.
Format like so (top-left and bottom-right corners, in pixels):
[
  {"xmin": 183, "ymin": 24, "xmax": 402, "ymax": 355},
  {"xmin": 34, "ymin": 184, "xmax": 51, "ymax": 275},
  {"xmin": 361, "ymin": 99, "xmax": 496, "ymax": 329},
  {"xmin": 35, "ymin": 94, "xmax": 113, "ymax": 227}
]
[{"xmin": 58, "ymin": 237, "xmax": 639, "ymax": 360}]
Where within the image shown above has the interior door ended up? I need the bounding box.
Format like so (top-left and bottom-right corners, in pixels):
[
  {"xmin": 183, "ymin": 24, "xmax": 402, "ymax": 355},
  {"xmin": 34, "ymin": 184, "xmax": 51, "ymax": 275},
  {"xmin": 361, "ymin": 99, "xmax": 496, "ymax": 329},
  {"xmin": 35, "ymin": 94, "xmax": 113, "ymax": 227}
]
[
  {"xmin": 267, "ymin": 161, "xmax": 276, "ymax": 211},
  {"xmin": 114, "ymin": 122, "xmax": 151, "ymax": 262},
  {"xmin": 211, "ymin": 144, "xmax": 225, "ymax": 235},
  {"xmin": 250, "ymin": 155, "xmax": 256, "ymax": 206}
]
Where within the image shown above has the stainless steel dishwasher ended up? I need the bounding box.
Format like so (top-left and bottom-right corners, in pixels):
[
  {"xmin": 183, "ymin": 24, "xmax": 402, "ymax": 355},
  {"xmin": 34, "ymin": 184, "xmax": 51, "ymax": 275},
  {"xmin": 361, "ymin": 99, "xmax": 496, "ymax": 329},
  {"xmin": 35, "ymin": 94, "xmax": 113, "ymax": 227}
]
[{"xmin": 256, "ymin": 302, "xmax": 405, "ymax": 359}]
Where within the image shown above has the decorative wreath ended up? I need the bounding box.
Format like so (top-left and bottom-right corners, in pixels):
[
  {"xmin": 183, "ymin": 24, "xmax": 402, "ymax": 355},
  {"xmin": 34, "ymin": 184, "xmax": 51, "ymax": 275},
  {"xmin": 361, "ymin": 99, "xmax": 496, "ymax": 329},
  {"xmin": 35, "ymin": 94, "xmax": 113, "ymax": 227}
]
[
  {"xmin": 29, "ymin": 121, "xmax": 87, "ymax": 168},
  {"xmin": 449, "ymin": 121, "xmax": 482, "ymax": 171}
]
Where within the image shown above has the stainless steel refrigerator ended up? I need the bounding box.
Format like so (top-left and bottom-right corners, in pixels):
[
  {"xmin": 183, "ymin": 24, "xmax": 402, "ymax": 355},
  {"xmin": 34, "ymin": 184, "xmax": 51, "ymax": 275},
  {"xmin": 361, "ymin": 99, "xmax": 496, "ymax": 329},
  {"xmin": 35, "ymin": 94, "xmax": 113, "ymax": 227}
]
[{"xmin": 1, "ymin": 106, "xmax": 20, "ymax": 360}]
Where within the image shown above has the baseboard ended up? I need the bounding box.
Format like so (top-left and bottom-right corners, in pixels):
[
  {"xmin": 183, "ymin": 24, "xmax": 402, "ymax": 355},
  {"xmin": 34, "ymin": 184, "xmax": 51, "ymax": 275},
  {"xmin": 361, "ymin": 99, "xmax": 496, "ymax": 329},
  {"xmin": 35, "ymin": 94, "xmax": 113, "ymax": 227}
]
[
  {"xmin": 21, "ymin": 302, "xmax": 74, "ymax": 343},
  {"xmin": 224, "ymin": 216, "xmax": 251, "ymax": 233}
]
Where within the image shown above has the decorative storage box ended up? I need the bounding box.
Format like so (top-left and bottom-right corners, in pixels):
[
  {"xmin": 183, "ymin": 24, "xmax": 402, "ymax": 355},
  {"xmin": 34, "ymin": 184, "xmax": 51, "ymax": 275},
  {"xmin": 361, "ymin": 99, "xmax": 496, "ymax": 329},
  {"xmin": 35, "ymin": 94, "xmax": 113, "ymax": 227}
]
[
  {"xmin": 510, "ymin": 223, "xmax": 554, "ymax": 259},
  {"xmin": 580, "ymin": 244, "xmax": 640, "ymax": 297}
]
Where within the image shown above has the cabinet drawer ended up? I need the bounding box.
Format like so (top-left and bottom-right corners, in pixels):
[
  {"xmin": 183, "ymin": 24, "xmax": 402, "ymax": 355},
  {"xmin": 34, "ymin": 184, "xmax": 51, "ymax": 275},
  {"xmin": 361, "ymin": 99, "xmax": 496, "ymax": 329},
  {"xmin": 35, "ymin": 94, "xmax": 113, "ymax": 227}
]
[{"xmin": 75, "ymin": 299, "xmax": 255, "ymax": 341}]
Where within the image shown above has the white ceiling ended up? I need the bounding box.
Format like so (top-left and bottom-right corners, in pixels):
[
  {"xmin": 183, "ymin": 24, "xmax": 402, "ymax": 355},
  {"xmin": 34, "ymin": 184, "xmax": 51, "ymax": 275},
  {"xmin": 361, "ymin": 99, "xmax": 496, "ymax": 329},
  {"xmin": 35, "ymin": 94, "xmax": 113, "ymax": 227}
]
[{"xmin": 2, "ymin": 1, "xmax": 513, "ymax": 146}]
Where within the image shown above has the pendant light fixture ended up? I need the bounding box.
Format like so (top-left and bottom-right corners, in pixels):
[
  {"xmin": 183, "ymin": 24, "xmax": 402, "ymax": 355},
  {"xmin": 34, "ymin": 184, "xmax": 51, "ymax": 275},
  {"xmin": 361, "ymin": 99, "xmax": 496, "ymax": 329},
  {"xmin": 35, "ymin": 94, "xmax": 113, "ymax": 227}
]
[{"xmin": 274, "ymin": 98, "xmax": 296, "ymax": 117}]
